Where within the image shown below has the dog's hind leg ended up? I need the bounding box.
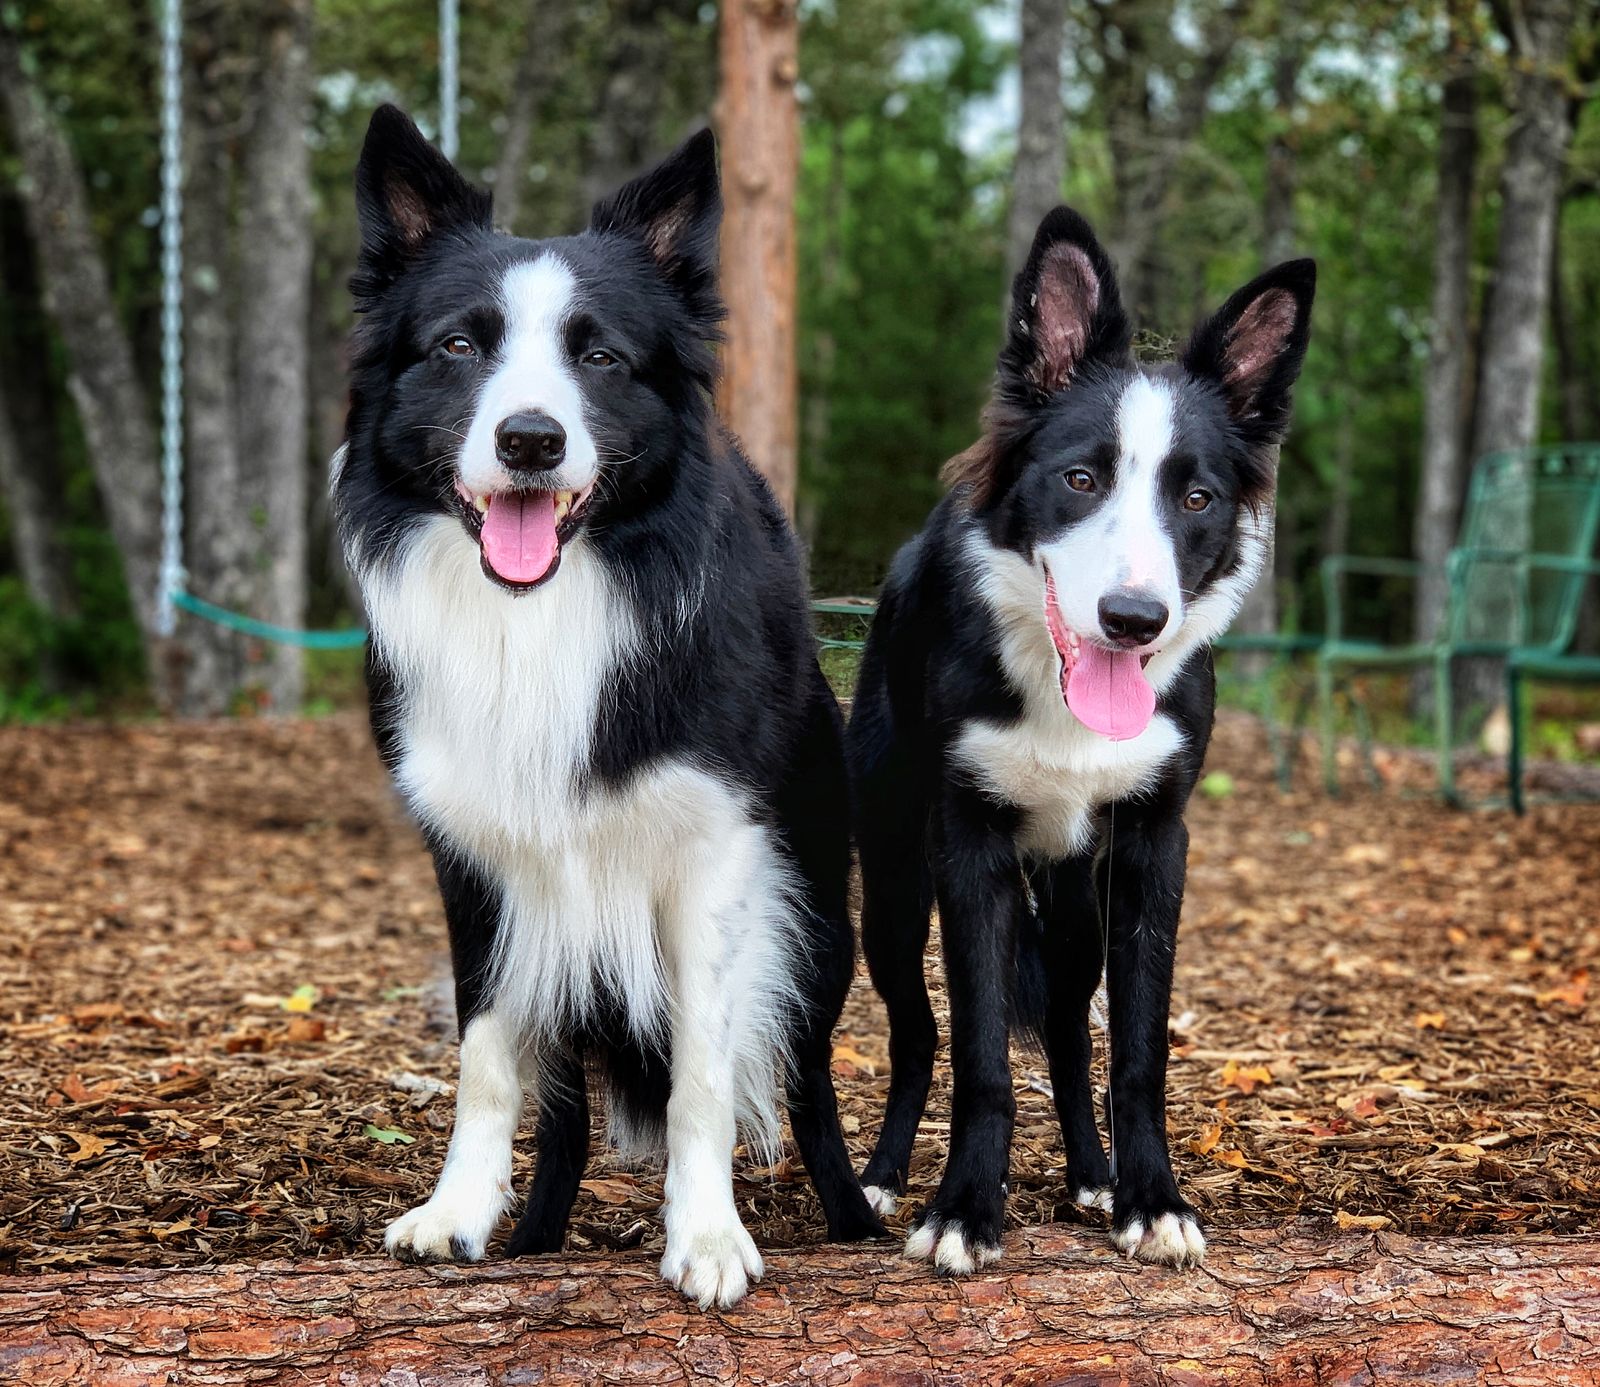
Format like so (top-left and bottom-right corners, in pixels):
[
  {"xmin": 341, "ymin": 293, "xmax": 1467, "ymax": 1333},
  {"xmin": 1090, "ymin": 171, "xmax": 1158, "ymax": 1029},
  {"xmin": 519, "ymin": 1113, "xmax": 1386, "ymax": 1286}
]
[
  {"xmin": 504, "ymin": 1045, "xmax": 589, "ymax": 1257},
  {"xmin": 1031, "ymin": 852, "xmax": 1113, "ymax": 1210},
  {"xmin": 856, "ymin": 799, "xmax": 936, "ymax": 1216}
]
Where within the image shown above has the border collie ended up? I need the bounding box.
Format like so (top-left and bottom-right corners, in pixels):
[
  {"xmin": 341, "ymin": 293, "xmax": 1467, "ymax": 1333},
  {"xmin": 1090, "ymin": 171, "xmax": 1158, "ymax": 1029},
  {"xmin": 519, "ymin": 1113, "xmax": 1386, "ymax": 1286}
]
[
  {"xmin": 334, "ymin": 106, "xmax": 883, "ymax": 1307},
  {"xmin": 849, "ymin": 207, "xmax": 1314, "ymax": 1272}
]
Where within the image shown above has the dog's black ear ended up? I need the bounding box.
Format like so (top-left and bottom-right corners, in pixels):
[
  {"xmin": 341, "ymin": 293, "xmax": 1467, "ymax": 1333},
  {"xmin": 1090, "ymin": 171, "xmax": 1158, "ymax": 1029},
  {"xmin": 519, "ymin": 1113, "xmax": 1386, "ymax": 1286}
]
[
  {"xmin": 590, "ymin": 128, "xmax": 722, "ymax": 314},
  {"xmin": 1182, "ymin": 260, "xmax": 1316, "ymax": 438},
  {"xmin": 354, "ymin": 105, "xmax": 492, "ymax": 299},
  {"xmin": 1000, "ymin": 207, "xmax": 1132, "ymax": 399}
]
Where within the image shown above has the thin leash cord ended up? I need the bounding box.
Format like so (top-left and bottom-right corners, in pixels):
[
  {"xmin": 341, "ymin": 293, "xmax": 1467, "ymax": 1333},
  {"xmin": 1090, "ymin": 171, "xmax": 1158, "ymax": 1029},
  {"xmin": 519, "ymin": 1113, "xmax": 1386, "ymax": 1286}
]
[{"xmin": 1102, "ymin": 804, "xmax": 1116, "ymax": 1184}]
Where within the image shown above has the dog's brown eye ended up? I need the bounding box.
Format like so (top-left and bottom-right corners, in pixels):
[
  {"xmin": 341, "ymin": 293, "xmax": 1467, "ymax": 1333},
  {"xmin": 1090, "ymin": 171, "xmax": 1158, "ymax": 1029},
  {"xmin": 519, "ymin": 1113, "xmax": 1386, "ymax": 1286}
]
[
  {"xmin": 1184, "ymin": 489, "xmax": 1212, "ymax": 512},
  {"xmin": 1065, "ymin": 469, "xmax": 1096, "ymax": 493},
  {"xmin": 584, "ymin": 349, "xmax": 617, "ymax": 368},
  {"xmin": 441, "ymin": 335, "xmax": 475, "ymax": 357}
]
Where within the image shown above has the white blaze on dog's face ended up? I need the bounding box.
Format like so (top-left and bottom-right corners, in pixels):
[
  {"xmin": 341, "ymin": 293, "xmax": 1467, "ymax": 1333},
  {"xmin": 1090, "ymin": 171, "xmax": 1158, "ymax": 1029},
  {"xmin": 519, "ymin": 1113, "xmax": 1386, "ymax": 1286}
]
[
  {"xmin": 338, "ymin": 108, "xmax": 724, "ymax": 595},
  {"xmin": 949, "ymin": 207, "xmax": 1315, "ymax": 740}
]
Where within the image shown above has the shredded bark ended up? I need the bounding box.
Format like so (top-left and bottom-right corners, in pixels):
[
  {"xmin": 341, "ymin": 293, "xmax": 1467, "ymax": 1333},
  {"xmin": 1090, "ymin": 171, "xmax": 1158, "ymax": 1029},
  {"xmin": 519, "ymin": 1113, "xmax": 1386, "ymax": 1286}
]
[{"xmin": 0, "ymin": 713, "xmax": 1595, "ymax": 1276}]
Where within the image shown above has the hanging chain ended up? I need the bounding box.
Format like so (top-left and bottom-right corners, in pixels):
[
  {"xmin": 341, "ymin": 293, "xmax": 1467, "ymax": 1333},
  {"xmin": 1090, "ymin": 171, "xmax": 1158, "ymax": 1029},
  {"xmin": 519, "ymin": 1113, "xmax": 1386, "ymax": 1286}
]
[
  {"xmin": 438, "ymin": 0, "xmax": 459, "ymax": 160},
  {"xmin": 154, "ymin": 0, "xmax": 185, "ymax": 638},
  {"xmin": 1101, "ymin": 804, "xmax": 1116, "ymax": 1182}
]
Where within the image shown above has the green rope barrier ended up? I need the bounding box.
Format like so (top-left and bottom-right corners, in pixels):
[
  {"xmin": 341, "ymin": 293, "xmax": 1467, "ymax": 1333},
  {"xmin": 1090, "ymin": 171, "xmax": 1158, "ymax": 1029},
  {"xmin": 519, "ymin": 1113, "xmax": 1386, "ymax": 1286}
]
[{"xmin": 170, "ymin": 591, "xmax": 369, "ymax": 650}]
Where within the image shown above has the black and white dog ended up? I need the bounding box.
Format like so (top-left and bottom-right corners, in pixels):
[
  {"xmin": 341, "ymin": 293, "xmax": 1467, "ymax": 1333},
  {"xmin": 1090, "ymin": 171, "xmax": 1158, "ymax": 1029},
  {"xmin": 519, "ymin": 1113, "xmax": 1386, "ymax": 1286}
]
[
  {"xmin": 334, "ymin": 106, "xmax": 882, "ymax": 1307},
  {"xmin": 850, "ymin": 207, "xmax": 1313, "ymax": 1272}
]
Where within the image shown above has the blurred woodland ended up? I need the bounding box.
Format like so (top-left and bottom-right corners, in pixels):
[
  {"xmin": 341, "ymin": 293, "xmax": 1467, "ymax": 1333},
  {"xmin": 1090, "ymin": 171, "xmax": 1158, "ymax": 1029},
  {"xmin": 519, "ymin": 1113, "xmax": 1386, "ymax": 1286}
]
[{"xmin": 0, "ymin": 0, "xmax": 1597, "ymax": 719}]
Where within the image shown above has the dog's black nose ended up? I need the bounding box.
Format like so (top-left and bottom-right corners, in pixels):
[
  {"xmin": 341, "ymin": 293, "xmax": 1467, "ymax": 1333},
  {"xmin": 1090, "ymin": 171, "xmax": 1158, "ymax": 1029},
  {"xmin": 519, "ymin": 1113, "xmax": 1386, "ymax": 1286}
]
[
  {"xmin": 1098, "ymin": 589, "xmax": 1168, "ymax": 648},
  {"xmin": 495, "ymin": 411, "xmax": 566, "ymax": 471}
]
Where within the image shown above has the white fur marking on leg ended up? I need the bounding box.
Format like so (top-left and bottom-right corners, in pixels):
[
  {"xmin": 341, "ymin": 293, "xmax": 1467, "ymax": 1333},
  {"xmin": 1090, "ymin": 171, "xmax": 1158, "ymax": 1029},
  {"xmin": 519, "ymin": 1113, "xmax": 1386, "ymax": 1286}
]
[
  {"xmin": 385, "ymin": 1010, "xmax": 524, "ymax": 1261},
  {"xmin": 861, "ymin": 1184, "xmax": 898, "ymax": 1218},
  {"xmin": 1074, "ymin": 1185, "xmax": 1114, "ymax": 1213},
  {"xmin": 1112, "ymin": 1211, "xmax": 1206, "ymax": 1268}
]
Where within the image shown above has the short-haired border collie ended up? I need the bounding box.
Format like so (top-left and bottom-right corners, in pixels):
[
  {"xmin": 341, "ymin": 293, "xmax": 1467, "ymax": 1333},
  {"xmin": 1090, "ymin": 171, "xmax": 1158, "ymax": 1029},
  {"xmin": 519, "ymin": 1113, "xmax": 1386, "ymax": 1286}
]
[
  {"xmin": 334, "ymin": 106, "xmax": 883, "ymax": 1307},
  {"xmin": 850, "ymin": 207, "xmax": 1314, "ymax": 1272}
]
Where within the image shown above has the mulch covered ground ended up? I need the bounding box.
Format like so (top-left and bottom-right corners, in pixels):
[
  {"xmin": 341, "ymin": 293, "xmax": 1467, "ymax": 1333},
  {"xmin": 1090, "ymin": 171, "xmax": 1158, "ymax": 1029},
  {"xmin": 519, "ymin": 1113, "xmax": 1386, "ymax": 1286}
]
[{"xmin": 1, "ymin": 713, "xmax": 1596, "ymax": 1274}]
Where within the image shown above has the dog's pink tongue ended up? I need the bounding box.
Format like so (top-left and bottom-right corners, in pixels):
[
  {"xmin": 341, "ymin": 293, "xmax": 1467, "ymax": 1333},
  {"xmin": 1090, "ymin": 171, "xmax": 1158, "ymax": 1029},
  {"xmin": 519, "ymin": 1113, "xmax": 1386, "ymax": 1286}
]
[
  {"xmin": 1066, "ymin": 642, "xmax": 1156, "ymax": 741},
  {"xmin": 480, "ymin": 492, "xmax": 558, "ymax": 584}
]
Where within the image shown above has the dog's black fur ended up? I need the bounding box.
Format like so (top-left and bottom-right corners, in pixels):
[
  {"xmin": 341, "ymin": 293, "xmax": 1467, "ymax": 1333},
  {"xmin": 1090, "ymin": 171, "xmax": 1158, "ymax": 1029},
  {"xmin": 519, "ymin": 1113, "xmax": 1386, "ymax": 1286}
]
[{"xmin": 851, "ymin": 206, "xmax": 1314, "ymax": 1268}]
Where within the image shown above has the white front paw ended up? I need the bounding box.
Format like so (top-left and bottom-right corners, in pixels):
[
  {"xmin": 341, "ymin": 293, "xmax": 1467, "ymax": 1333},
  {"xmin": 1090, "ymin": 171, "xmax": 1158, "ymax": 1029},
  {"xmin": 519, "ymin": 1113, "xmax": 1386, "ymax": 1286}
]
[
  {"xmin": 661, "ymin": 1214, "xmax": 764, "ymax": 1309},
  {"xmin": 904, "ymin": 1216, "xmax": 1003, "ymax": 1275},
  {"xmin": 384, "ymin": 1190, "xmax": 506, "ymax": 1263},
  {"xmin": 1111, "ymin": 1210, "xmax": 1206, "ymax": 1268}
]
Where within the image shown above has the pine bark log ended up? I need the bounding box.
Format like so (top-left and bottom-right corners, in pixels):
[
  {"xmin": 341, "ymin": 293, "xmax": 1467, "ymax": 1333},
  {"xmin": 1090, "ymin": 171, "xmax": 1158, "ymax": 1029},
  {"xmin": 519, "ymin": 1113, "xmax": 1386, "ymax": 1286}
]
[
  {"xmin": 716, "ymin": 0, "xmax": 801, "ymax": 516},
  {"xmin": 2, "ymin": 1226, "xmax": 1597, "ymax": 1385}
]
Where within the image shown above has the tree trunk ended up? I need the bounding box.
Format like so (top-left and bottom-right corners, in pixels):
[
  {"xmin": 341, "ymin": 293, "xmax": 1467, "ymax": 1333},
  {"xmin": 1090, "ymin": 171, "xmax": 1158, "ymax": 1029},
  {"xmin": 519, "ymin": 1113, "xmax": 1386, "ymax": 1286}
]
[
  {"xmin": 1548, "ymin": 193, "xmax": 1592, "ymax": 442},
  {"xmin": 717, "ymin": 0, "xmax": 800, "ymax": 514},
  {"xmin": 0, "ymin": 22, "xmax": 163, "ymax": 652},
  {"xmin": 235, "ymin": 0, "xmax": 314, "ymax": 713},
  {"xmin": 1411, "ymin": 6, "xmax": 1479, "ymax": 715},
  {"xmin": 493, "ymin": 0, "xmax": 572, "ymax": 235},
  {"xmin": 177, "ymin": 0, "xmax": 253, "ymax": 715},
  {"xmin": 0, "ymin": 375, "xmax": 75, "ymax": 621},
  {"xmin": 1232, "ymin": 3, "xmax": 1308, "ymax": 661},
  {"xmin": 1006, "ymin": 0, "xmax": 1067, "ymax": 279},
  {"xmin": 3, "ymin": 1227, "xmax": 1598, "ymax": 1385},
  {"xmin": 1463, "ymin": 0, "xmax": 1578, "ymax": 716}
]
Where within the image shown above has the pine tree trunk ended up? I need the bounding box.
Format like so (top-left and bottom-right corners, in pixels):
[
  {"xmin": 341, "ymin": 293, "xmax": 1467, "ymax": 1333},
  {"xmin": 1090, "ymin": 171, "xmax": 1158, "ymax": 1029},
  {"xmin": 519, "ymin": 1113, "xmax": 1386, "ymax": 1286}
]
[
  {"xmin": 1462, "ymin": 0, "xmax": 1578, "ymax": 718},
  {"xmin": 0, "ymin": 22, "xmax": 163, "ymax": 655},
  {"xmin": 1411, "ymin": 9, "xmax": 1479, "ymax": 716},
  {"xmin": 235, "ymin": 0, "xmax": 314, "ymax": 713},
  {"xmin": 716, "ymin": 0, "xmax": 800, "ymax": 514},
  {"xmin": 4, "ymin": 1228, "xmax": 1598, "ymax": 1385},
  {"xmin": 1006, "ymin": 0, "xmax": 1066, "ymax": 279}
]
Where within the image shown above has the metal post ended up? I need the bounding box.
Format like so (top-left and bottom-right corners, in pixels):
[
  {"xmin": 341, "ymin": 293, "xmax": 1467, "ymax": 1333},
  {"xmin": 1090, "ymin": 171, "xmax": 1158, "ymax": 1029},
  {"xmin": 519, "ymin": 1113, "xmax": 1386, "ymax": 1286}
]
[
  {"xmin": 155, "ymin": 0, "xmax": 185, "ymax": 637},
  {"xmin": 439, "ymin": 0, "xmax": 459, "ymax": 160}
]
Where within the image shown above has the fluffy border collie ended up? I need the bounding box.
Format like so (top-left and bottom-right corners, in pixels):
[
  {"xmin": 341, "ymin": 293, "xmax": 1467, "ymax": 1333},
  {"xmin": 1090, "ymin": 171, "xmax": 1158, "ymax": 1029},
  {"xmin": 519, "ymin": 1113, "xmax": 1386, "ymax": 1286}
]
[
  {"xmin": 849, "ymin": 207, "xmax": 1314, "ymax": 1272},
  {"xmin": 334, "ymin": 106, "xmax": 883, "ymax": 1307}
]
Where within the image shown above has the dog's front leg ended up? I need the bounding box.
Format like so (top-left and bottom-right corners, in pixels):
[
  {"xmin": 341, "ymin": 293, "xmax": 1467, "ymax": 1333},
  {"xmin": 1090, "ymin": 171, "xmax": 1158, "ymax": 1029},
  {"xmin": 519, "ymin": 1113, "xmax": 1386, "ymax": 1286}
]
[
  {"xmin": 1104, "ymin": 803, "xmax": 1205, "ymax": 1267},
  {"xmin": 658, "ymin": 842, "xmax": 765, "ymax": 1308},
  {"xmin": 905, "ymin": 784, "xmax": 1026, "ymax": 1274},
  {"xmin": 385, "ymin": 1007, "xmax": 526, "ymax": 1261}
]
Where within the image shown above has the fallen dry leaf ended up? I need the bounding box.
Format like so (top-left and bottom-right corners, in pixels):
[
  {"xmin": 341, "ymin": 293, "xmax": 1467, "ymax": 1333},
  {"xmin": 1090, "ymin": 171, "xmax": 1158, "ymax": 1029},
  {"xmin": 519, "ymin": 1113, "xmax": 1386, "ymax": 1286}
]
[{"xmin": 1220, "ymin": 1060, "xmax": 1274, "ymax": 1095}]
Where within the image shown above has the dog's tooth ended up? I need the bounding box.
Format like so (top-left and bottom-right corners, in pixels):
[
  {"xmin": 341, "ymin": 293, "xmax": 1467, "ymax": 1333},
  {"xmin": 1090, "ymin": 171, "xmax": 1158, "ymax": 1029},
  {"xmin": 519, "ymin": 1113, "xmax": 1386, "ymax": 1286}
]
[{"xmin": 474, "ymin": 494, "xmax": 489, "ymax": 513}]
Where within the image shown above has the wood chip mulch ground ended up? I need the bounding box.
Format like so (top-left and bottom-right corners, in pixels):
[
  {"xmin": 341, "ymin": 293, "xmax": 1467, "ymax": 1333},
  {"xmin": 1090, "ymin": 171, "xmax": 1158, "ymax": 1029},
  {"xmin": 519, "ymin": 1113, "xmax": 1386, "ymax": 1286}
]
[{"xmin": 1, "ymin": 712, "xmax": 1596, "ymax": 1274}]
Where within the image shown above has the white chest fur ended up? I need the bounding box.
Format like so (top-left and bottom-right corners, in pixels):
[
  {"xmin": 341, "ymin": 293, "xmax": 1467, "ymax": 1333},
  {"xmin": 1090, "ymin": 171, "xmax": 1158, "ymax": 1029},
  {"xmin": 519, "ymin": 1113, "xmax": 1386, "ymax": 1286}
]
[
  {"xmin": 953, "ymin": 530, "xmax": 1188, "ymax": 861},
  {"xmin": 358, "ymin": 519, "xmax": 796, "ymax": 1059}
]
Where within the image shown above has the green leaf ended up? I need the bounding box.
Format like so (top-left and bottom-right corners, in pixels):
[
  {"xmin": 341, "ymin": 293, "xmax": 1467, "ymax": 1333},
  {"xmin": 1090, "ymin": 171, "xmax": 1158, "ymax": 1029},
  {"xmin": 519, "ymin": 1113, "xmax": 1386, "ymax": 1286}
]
[
  {"xmin": 1200, "ymin": 772, "xmax": 1236, "ymax": 800},
  {"xmin": 363, "ymin": 1124, "xmax": 415, "ymax": 1145}
]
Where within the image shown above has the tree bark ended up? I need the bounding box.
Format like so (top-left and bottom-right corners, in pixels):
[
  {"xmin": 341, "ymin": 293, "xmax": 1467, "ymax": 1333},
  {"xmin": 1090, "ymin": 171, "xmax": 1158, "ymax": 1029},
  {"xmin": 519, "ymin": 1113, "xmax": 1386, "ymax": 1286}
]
[
  {"xmin": 1463, "ymin": 0, "xmax": 1579, "ymax": 717},
  {"xmin": 493, "ymin": 0, "xmax": 573, "ymax": 235},
  {"xmin": 1472, "ymin": 0, "xmax": 1576, "ymax": 460},
  {"xmin": 3, "ymin": 1226, "xmax": 1597, "ymax": 1385},
  {"xmin": 1411, "ymin": 3, "xmax": 1480, "ymax": 714},
  {"xmin": 0, "ymin": 21, "xmax": 163, "ymax": 649},
  {"xmin": 178, "ymin": 0, "xmax": 253, "ymax": 715},
  {"xmin": 1006, "ymin": 0, "xmax": 1067, "ymax": 279},
  {"xmin": 0, "ymin": 375, "xmax": 75, "ymax": 621},
  {"xmin": 717, "ymin": 0, "xmax": 800, "ymax": 514},
  {"xmin": 235, "ymin": 0, "xmax": 314, "ymax": 713},
  {"xmin": 1232, "ymin": 0, "xmax": 1306, "ymax": 660}
]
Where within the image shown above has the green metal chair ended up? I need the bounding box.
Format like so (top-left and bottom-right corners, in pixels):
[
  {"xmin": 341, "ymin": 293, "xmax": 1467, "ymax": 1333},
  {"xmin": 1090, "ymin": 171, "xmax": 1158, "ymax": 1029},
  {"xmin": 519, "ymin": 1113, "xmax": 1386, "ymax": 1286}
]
[
  {"xmin": 1317, "ymin": 445, "xmax": 1600, "ymax": 802},
  {"xmin": 1505, "ymin": 554, "xmax": 1600, "ymax": 813}
]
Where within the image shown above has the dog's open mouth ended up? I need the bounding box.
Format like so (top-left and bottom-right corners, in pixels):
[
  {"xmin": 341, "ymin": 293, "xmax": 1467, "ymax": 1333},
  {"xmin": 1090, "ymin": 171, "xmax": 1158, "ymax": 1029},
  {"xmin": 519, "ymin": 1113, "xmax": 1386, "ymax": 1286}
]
[
  {"xmin": 454, "ymin": 481, "xmax": 594, "ymax": 591},
  {"xmin": 1043, "ymin": 570, "xmax": 1157, "ymax": 742}
]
